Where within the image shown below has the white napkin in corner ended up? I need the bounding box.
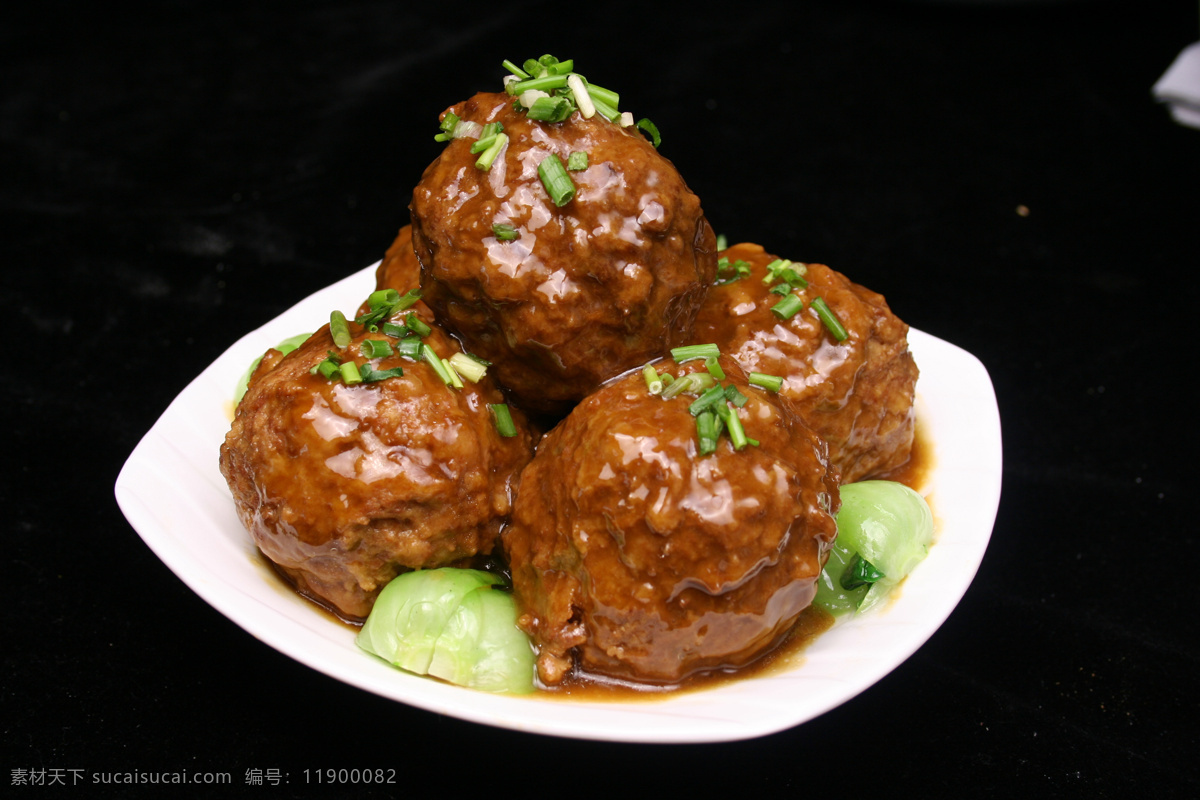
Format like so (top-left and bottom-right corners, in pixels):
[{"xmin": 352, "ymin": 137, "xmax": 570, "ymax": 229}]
[{"xmin": 1154, "ymin": 42, "xmax": 1200, "ymax": 129}]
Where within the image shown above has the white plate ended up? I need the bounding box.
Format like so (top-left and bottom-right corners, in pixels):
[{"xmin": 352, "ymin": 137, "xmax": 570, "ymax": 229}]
[{"xmin": 115, "ymin": 263, "xmax": 1001, "ymax": 743}]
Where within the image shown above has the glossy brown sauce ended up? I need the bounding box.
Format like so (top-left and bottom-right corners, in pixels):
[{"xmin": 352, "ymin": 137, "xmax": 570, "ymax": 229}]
[{"xmin": 253, "ymin": 419, "xmax": 934, "ymax": 698}]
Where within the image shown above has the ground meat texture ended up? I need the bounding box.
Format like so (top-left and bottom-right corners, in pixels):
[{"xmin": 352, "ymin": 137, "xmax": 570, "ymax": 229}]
[
  {"xmin": 373, "ymin": 224, "xmax": 421, "ymax": 295},
  {"xmin": 410, "ymin": 92, "xmax": 717, "ymax": 416},
  {"xmin": 502, "ymin": 356, "xmax": 839, "ymax": 686},
  {"xmin": 691, "ymin": 243, "xmax": 919, "ymax": 483},
  {"xmin": 220, "ymin": 318, "xmax": 535, "ymax": 621}
]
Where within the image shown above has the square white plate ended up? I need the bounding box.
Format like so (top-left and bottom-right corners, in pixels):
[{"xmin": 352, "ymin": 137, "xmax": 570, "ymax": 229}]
[{"xmin": 115, "ymin": 263, "xmax": 1001, "ymax": 743}]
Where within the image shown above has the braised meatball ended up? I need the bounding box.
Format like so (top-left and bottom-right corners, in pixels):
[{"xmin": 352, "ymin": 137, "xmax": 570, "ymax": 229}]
[
  {"xmin": 220, "ymin": 316, "xmax": 535, "ymax": 621},
  {"xmin": 373, "ymin": 224, "xmax": 421, "ymax": 295},
  {"xmin": 502, "ymin": 356, "xmax": 839, "ymax": 686},
  {"xmin": 411, "ymin": 92, "xmax": 717, "ymax": 416},
  {"xmin": 691, "ymin": 243, "xmax": 918, "ymax": 483}
]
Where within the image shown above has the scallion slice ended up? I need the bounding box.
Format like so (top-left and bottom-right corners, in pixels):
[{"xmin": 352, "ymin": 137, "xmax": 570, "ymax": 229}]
[
  {"xmin": 405, "ymin": 313, "xmax": 432, "ymax": 338},
  {"xmin": 636, "ymin": 118, "xmax": 661, "ymax": 148},
  {"xmin": 567, "ymin": 151, "xmax": 588, "ymax": 171},
  {"xmin": 670, "ymin": 343, "xmax": 720, "ymax": 363},
  {"xmin": 660, "ymin": 371, "xmax": 715, "ymax": 399},
  {"xmin": 475, "ymin": 133, "xmax": 508, "ymax": 171},
  {"xmin": 716, "ymin": 402, "xmax": 749, "ymax": 450},
  {"xmin": 567, "ymin": 74, "xmax": 595, "ymax": 118},
  {"xmin": 696, "ymin": 411, "xmax": 719, "ymax": 455},
  {"xmin": 396, "ymin": 337, "xmax": 423, "ymax": 361},
  {"xmin": 361, "ymin": 363, "xmax": 404, "ymax": 383},
  {"xmin": 642, "ymin": 364, "xmax": 664, "ymax": 395},
  {"xmin": 330, "ymin": 310, "xmax": 352, "ymax": 347},
  {"xmin": 492, "ymin": 223, "xmax": 518, "ymax": 241},
  {"xmin": 537, "ymin": 154, "xmax": 575, "ymax": 206},
  {"xmin": 688, "ymin": 384, "xmax": 727, "ymax": 417},
  {"xmin": 770, "ymin": 293, "xmax": 804, "ymax": 320},
  {"xmin": 489, "ymin": 403, "xmax": 518, "ymax": 438},
  {"xmin": 811, "ymin": 297, "xmax": 849, "ymax": 342},
  {"xmin": 443, "ymin": 358, "xmax": 464, "ymax": 389},
  {"xmin": 422, "ymin": 345, "xmax": 455, "ymax": 386},
  {"xmin": 502, "ymin": 59, "xmax": 530, "ymax": 80},
  {"xmin": 448, "ymin": 352, "xmax": 488, "ymax": 383},
  {"xmin": 527, "ymin": 95, "xmax": 574, "ymax": 123},
  {"xmin": 748, "ymin": 372, "xmax": 784, "ymax": 392},
  {"xmin": 704, "ymin": 355, "xmax": 725, "ymax": 381},
  {"xmin": 360, "ymin": 339, "xmax": 393, "ymax": 359},
  {"xmin": 338, "ymin": 361, "xmax": 362, "ymax": 385}
]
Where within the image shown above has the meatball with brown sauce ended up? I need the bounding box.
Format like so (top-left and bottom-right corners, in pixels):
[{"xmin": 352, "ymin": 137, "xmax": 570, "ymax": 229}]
[
  {"xmin": 502, "ymin": 355, "xmax": 839, "ymax": 686},
  {"xmin": 220, "ymin": 315, "xmax": 535, "ymax": 621},
  {"xmin": 373, "ymin": 224, "xmax": 421, "ymax": 296},
  {"xmin": 691, "ymin": 243, "xmax": 919, "ymax": 483},
  {"xmin": 411, "ymin": 92, "xmax": 717, "ymax": 416}
]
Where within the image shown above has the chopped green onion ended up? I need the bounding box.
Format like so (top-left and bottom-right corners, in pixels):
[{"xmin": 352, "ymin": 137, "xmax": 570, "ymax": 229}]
[
  {"xmin": 405, "ymin": 313, "xmax": 432, "ymax": 338},
  {"xmin": 448, "ymin": 352, "xmax": 488, "ymax": 383},
  {"xmin": 670, "ymin": 343, "xmax": 720, "ymax": 363},
  {"xmin": 537, "ymin": 154, "xmax": 575, "ymax": 206},
  {"xmin": 490, "ymin": 403, "xmax": 518, "ymax": 438},
  {"xmin": 492, "ymin": 223, "xmax": 518, "ymax": 241},
  {"xmin": 704, "ymin": 355, "xmax": 725, "ymax": 381},
  {"xmin": 510, "ymin": 74, "xmax": 570, "ymax": 95},
  {"xmin": 716, "ymin": 402, "xmax": 749, "ymax": 450},
  {"xmin": 716, "ymin": 233, "xmax": 728, "ymax": 250},
  {"xmin": 770, "ymin": 293, "xmax": 804, "ymax": 320},
  {"xmin": 724, "ymin": 384, "xmax": 749, "ymax": 408},
  {"xmin": 811, "ymin": 297, "xmax": 849, "ymax": 342},
  {"xmin": 422, "ymin": 345, "xmax": 455, "ymax": 385},
  {"xmin": 527, "ymin": 95, "xmax": 575, "ymax": 122},
  {"xmin": 502, "ymin": 59, "xmax": 530, "ymax": 79},
  {"xmin": 396, "ymin": 337, "xmax": 423, "ymax": 360},
  {"xmin": 567, "ymin": 74, "xmax": 595, "ymax": 118},
  {"xmin": 356, "ymin": 288, "xmax": 421, "ymax": 328},
  {"xmin": 360, "ymin": 339, "xmax": 393, "ymax": 359},
  {"xmin": 330, "ymin": 310, "xmax": 352, "ymax": 347},
  {"xmin": 714, "ymin": 257, "xmax": 752, "ymax": 286},
  {"xmin": 748, "ymin": 372, "xmax": 784, "ymax": 392},
  {"xmin": 567, "ymin": 151, "xmax": 588, "ymax": 171},
  {"xmin": 660, "ymin": 371, "xmax": 715, "ymax": 399},
  {"xmin": 642, "ymin": 364, "xmax": 664, "ymax": 395},
  {"xmin": 475, "ymin": 132, "xmax": 508, "ymax": 171},
  {"xmin": 769, "ymin": 283, "xmax": 792, "ymax": 296},
  {"xmin": 338, "ymin": 361, "xmax": 362, "ymax": 385},
  {"xmin": 588, "ymin": 95, "xmax": 619, "ymax": 122},
  {"xmin": 361, "ymin": 363, "xmax": 404, "ymax": 383},
  {"xmin": 434, "ymin": 112, "xmax": 461, "ymax": 141},
  {"xmin": 470, "ymin": 133, "xmax": 500, "ymax": 154},
  {"xmin": 688, "ymin": 384, "xmax": 727, "ymax": 417},
  {"xmin": 696, "ymin": 411, "xmax": 719, "ymax": 455},
  {"xmin": 443, "ymin": 358, "xmax": 464, "ymax": 389},
  {"xmin": 636, "ymin": 118, "xmax": 661, "ymax": 148},
  {"xmin": 585, "ymin": 83, "xmax": 619, "ymax": 108},
  {"xmin": 314, "ymin": 354, "xmax": 341, "ymax": 380}
]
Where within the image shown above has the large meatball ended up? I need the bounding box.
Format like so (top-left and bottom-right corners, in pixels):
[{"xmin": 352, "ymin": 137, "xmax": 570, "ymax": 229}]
[
  {"xmin": 220, "ymin": 314, "xmax": 535, "ymax": 621},
  {"xmin": 411, "ymin": 92, "xmax": 717, "ymax": 415},
  {"xmin": 691, "ymin": 243, "xmax": 919, "ymax": 483},
  {"xmin": 502, "ymin": 356, "xmax": 839, "ymax": 686}
]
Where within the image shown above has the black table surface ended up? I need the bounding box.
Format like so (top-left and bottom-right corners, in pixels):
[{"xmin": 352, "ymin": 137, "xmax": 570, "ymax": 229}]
[{"xmin": 6, "ymin": 1, "xmax": 1198, "ymax": 796}]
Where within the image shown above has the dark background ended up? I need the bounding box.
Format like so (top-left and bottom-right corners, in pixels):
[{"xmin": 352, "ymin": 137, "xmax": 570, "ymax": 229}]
[{"xmin": 5, "ymin": 0, "xmax": 1197, "ymax": 796}]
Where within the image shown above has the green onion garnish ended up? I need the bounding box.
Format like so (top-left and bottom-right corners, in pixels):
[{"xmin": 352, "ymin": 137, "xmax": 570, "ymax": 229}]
[
  {"xmin": 502, "ymin": 60, "xmax": 530, "ymax": 80},
  {"xmin": 716, "ymin": 402, "xmax": 749, "ymax": 450},
  {"xmin": 338, "ymin": 361, "xmax": 363, "ymax": 385},
  {"xmin": 811, "ymin": 297, "xmax": 849, "ymax": 342},
  {"xmin": 660, "ymin": 371, "xmax": 715, "ymax": 399},
  {"xmin": 586, "ymin": 83, "xmax": 619, "ymax": 108},
  {"xmin": 492, "ymin": 223, "xmax": 518, "ymax": 241},
  {"xmin": 670, "ymin": 343, "xmax": 720, "ymax": 363},
  {"xmin": 396, "ymin": 337, "xmax": 423, "ymax": 360},
  {"xmin": 642, "ymin": 364, "xmax": 664, "ymax": 395},
  {"xmin": 356, "ymin": 288, "xmax": 421, "ymax": 328},
  {"xmin": 770, "ymin": 293, "xmax": 804, "ymax": 320},
  {"xmin": 716, "ymin": 233, "xmax": 728, "ymax": 250},
  {"xmin": 748, "ymin": 372, "xmax": 784, "ymax": 392},
  {"xmin": 434, "ymin": 112, "xmax": 461, "ymax": 142},
  {"xmin": 443, "ymin": 358, "xmax": 464, "ymax": 389},
  {"xmin": 361, "ymin": 363, "xmax": 404, "ymax": 383},
  {"xmin": 724, "ymin": 384, "xmax": 749, "ymax": 408},
  {"xmin": 696, "ymin": 411, "xmax": 719, "ymax": 455},
  {"xmin": 422, "ymin": 345, "xmax": 455, "ymax": 385},
  {"xmin": 475, "ymin": 132, "xmax": 508, "ymax": 171},
  {"xmin": 381, "ymin": 321, "xmax": 406, "ymax": 338},
  {"xmin": 527, "ymin": 95, "xmax": 575, "ymax": 123},
  {"xmin": 489, "ymin": 403, "xmax": 518, "ymax": 438},
  {"xmin": 360, "ymin": 339, "xmax": 393, "ymax": 359},
  {"xmin": 567, "ymin": 151, "xmax": 588, "ymax": 171},
  {"xmin": 537, "ymin": 154, "xmax": 575, "ymax": 206},
  {"xmin": 688, "ymin": 384, "xmax": 728, "ymax": 417},
  {"xmin": 704, "ymin": 355, "xmax": 725, "ymax": 381},
  {"xmin": 636, "ymin": 118, "xmax": 661, "ymax": 148},
  {"xmin": 448, "ymin": 352, "xmax": 488, "ymax": 383},
  {"xmin": 405, "ymin": 313, "xmax": 432, "ymax": 338},
  {"xmin": 330, "ymin": 310, "xmax": 352, "ymax": 347}
]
